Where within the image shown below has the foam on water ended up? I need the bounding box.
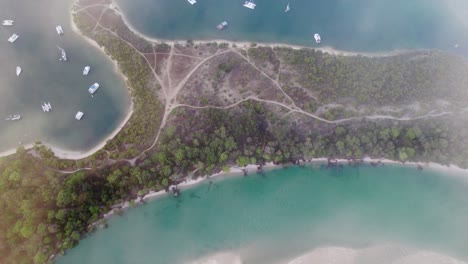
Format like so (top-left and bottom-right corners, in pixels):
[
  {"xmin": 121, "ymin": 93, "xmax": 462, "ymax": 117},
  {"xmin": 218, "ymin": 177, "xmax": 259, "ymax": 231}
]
[
  {"xmin": 188, "ymin": 252, "xmax": 242, "ymax": 264},
  {"xmin": 191, "ymin": 245, "xmax": 467, "ymax": 264},
  {"xmin": 288, "ymin": 245, "xmax": 467, "ymax": 264}
]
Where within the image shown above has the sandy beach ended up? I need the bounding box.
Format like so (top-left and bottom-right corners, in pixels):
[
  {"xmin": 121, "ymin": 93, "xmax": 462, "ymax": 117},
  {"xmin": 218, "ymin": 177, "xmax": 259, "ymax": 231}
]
[
  {"xmin": 99, "ymin": 156, "xmax": 468, "ymax": 221},
  {"xmin": 187, "ymin": 244, "xmax": 468, "ymax": 264},
  {"xmin": 109, "ymin": 0, "xmax": 408, "ymax": 58},
  {"xmin": 101, "ymin": 162, "xmax": 279, "ymax": 218},
  {"xmin": 0, "ymin": 0, "xmax": 412, "ymax": 161},
  {"xmin": 0, "ymin": 4, "xmax": 134, "ymax": 160}
]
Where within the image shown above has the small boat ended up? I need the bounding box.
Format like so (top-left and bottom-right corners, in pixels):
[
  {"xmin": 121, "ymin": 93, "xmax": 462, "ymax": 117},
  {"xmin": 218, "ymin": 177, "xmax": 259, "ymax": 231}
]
[
  {"xmin": 217, "ymin": 21, "xmax": 228, "ymax": 30},
  {"xmin": 314, "ymin": 33, "xmax": 321, "ymax": 44},
  {"xmin": 5, "ymin": 115, "xmax": 21, "ymax": 121},
  {"xmin": 83, "ymin": 66, "xmax": 90, "ymax": 76},
  {"xmin": 57, "ymin": 46, "xmax": 67, "ymax": 61},
  {"xmin": 88, "ymin": 82, "xmax": 100, "ymax": 94},
  {"xmin": 16, "ymin": 66, "xmax": 21, "ymax": 76},
  {"xmin": 2, "ymin": 20, "xmax": 14, "ymax": 26},
  {"xmin": 46, "ymin": 102, "xmax": 52, "ymax": 110},
  {"xmin": 187, "ymin": 0, "xmax": 197, "ymax": 5},
  {"xmin": 56, "ymin": 25, "xmax": 64, "ymax": 35},
  {"xmin": 75, "ymin": 111, "xmax": 84, "ymax": 120},
  {"xmin": 285, "ymin": 2, "xmax": 290, "ymax": 12},
  {"xmin": 41, "ymin": 103, "xmax": 50, "ymax": 112},
  {"xmin": 243, "ymin": 0, "xmax": 256, "ymax": 9},
  {"xmin": 8, "ymin": 33, "xmax": 19, "ymax": 43}
]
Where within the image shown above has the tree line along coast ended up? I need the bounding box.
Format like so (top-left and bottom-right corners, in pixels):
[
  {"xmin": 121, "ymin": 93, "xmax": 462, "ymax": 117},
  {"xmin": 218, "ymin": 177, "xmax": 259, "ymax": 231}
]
[{"xmin": 1, "ymin": 0, "xmax": 468, "ymax": 263}]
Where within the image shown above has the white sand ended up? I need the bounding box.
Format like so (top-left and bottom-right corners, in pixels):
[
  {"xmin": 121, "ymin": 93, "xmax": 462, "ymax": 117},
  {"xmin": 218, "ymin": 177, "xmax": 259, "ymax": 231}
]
[
  {"xmin": 102, "ymin": 162, "xmax": 278, "ymax": 218},
  {"xmin": 287, "ymin": 245, "xmax": 467, "ymax": 264},
  {"xmin": 288, "ymin": 247, "xmax": 357, "ymax": 264},
  {"xmin": 108, "ymin": 0, "xmax": 406, "ymax": 58},
  {"xmin": 185, "ymin": 245, "xmax": 467, "ymax": 264},
  {"xmin": 188, "ymin": 252, "xmax": 243, "ymax": 264}
]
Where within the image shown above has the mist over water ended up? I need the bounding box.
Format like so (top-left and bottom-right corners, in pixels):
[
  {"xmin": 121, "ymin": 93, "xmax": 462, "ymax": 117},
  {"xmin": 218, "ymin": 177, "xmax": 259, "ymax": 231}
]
[
  {"xmin": 116, "ymin": 0, "xmax": 468, "ymax": 54},
  {"xmin": 58, "ymin": 165, "xmax": 468, "ymax": 264},
  {"xmin": 0, "ymin": 0, "xmax": 130, "ymax": 152}
]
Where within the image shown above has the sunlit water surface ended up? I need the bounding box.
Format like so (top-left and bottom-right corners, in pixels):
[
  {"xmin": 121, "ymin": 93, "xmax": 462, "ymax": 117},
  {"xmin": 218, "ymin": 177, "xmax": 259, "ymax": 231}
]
[{"xmin": 58, "ymin": 165, "xmax": 468, "ymax": 264}]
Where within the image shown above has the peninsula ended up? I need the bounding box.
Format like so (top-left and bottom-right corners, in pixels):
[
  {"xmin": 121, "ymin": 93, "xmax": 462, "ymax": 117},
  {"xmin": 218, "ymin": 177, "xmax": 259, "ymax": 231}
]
[{"xmin": 1, "ymin": 0, "xmax": 468, "ymax": 263}]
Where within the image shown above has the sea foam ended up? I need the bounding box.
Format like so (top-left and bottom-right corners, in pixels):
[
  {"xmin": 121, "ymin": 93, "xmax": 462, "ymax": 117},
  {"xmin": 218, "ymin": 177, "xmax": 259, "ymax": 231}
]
[
  {"xmin": 188, "ymin": 245, "xmax": 466, "ymax": 264},
  {"xmin": 288, "ymin": 245, "xmax": 467, "ymax": 264}
]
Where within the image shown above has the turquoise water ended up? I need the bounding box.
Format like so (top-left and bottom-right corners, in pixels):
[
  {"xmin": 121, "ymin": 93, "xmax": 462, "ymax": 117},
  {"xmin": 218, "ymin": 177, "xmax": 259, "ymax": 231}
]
[
  {"xmin": 0, "ymin": 0, "xmax": 130, "ymax": 152},
  {"xmin": 116, "ymin": 0, "xmax": 468, "ymax": 54},
  {"xmin": 58, "ymin": 165, "xmax": 468, "ymax": 263}
]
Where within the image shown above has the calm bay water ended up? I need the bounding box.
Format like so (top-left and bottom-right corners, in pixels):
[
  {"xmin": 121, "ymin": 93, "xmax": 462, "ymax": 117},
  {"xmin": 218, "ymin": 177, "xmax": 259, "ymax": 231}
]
[
  {"xmin": 58, "ymin": 165, "xmax": 468, "ymax": 264},
  {"xmin": 24, "ymin": 1, "xmax": 468, "ymax": 263},
  {"xmin": 0, "ymin": 0, "xmax": 130, "ymax": 152},
  {"xmin": 116, "ymin": 0, "xmax": 468, "ymax": 54}
]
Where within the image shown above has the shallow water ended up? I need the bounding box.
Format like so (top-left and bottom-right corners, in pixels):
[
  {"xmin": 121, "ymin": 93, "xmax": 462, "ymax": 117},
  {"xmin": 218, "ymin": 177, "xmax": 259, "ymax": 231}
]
[
  {"xmin": 0, "ymin": 0, "xmax": 130, "ymax": 152},
  {"xmin": 58, "ymin": 165, "xmax": 468, "ymax": 264}
]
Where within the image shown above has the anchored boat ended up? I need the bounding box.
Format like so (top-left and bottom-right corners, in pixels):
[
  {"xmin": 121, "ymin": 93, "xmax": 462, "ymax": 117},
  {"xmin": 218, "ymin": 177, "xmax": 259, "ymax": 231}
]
[
  {"xmin": 2, "ymin": 20, "xmax": 13, "ymax": 26},
  {"xmin": 88, "ymin": 82, "xmax": 100, "ymax": 94},
  {"xmin": 83, "ymin": 66, "xmax": 91, "ymax": 76},
  {"xmin": 75, "ymin": 111, "xmax": 84, "ymax": 120},
  {"xmin": 57, "ymin": 46, "xmax": 67, "ymax": 61},
  {"xmin": 5, "ymin": 115, "xmax": 21, "ymax": 121},
  {"xmin": 41, "ymin": 102, "xmax": 51, "ymax": 112},
  {"xmin": 314, "ymin": 33, "xmax": 321, "ymax": 44},
  {"xmin": 56, "ymin": 25, "xmax": 64, "ymax": 35},
  {"xmin": 16, "ymin": 66, "xmax": 21, "ymax": 76},
  {"xmin": 8, "ymin": 33, "xmax": 18, "ymax": 43},
  {"xmin": 243, "ymin": 0, "xmax": 256, "ymax": 9},
  {"xmin": 217, "ymin": 21, "xmax": 228, "ymax": 30},
  {"xmin": 187, "ymin": 0, "xmax": 197, "ymax": 5}
]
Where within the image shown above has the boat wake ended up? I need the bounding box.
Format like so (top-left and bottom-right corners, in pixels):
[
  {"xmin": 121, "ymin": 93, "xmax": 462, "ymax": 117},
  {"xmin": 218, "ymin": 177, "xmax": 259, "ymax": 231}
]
[{"xmin": 188, "ymin": 245, "xmax": 467, "ymax": 264}]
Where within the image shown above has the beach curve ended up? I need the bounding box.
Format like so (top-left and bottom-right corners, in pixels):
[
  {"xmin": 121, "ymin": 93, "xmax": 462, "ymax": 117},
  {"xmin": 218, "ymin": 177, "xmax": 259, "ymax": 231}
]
[{"xmin": 0, "ymin": 0, "xmax": 134, "ymax": 160}]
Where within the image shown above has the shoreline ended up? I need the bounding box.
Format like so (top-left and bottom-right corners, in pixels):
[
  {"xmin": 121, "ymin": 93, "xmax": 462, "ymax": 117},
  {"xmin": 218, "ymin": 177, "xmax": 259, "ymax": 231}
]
[
  {"xmin": 0, "ymin": 0, "xmax": 417, "ymax": 160},
  {"xmin": 110, "ymin": 0, "xmax": 411, "ymax": 58},
  {"xmin": 0, "ymin": 2, "xmax": 134, "ymax": 160},
  {"xmin": 0, "ymin": 103, "xmax": 133, "ymax": 160},
  {"xmin": 101, "ymin": 162, "xmax": 279, "ymax": 219},
  {"xmin": 98, "ymin": 157, "xmax": 468, "ymax": 220}
]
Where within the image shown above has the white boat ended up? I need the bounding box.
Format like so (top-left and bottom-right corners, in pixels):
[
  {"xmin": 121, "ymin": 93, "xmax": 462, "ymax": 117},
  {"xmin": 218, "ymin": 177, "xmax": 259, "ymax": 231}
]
[
  {"xmin": 8, "ymin": 34, "xmax": 18, "ymax": 43},
  {"xmin": 314, "ymin": 33, "xmax": 321, "ymax": 44},
  {"xmin": 5, "ymin": 115, "xmax": 21, "ymax": 121},
  {"xmin": 46, "ymin": 102, "xmax": 52, "ymax": 110},
  {"xmin": 75, "ymin": 111, "xmax": 84, "ymax": 120},
  {"xmin": 2, "ymin": 20, "xmax": 14, "ymax": 26},
  {"xmin": 243, "ymin": 0, "xmax": 256, "ymax": 9},
  {"xmin": 16, "ymin": 66, "xmax": 21, "ymax": 76},
  {"xmin": 285, "ymin": 2, "xmax": 290, "ymax": 12},
  {"xmin": 187, "ymin": 0, "xmax": 197, "ymax": 5},
  {"xmin": 83, "ymin": 66, "xmax": 90, "ymax": 76},
  {"xmin": 41, "ymin": 103, "xmax": 50, "ymax": 112},
  {"xmin": 57, "ymin": 46, "xmax": 67, "ymax": 61},
  {"xmin": 56, "ymin": 25, "xmax": 64, "ymax": 35},
  {"xmin": 88, "ymin": 82, "xmax": 100, "ymax": 94},
  {"xmin": 217, "ymin": 21, "xmax": 228, "ymax": 30}
]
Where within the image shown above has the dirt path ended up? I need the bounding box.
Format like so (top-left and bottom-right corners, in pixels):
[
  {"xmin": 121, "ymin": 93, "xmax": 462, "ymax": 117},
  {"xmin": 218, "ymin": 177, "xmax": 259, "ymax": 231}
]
[{"xmin": 61, "ymin": 1, "xmax": 467, "ymax": 173}]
